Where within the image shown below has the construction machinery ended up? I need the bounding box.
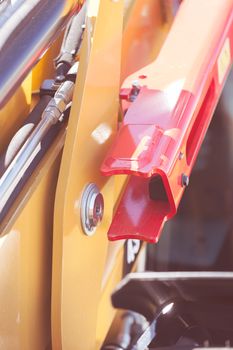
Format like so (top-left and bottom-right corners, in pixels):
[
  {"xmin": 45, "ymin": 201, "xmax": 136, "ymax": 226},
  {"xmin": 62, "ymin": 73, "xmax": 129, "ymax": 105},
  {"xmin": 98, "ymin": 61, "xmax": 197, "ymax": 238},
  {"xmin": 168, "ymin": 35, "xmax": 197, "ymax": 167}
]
[{"xmin": 1, "ymin": 0, "xmax": 233, "ymax": 349}]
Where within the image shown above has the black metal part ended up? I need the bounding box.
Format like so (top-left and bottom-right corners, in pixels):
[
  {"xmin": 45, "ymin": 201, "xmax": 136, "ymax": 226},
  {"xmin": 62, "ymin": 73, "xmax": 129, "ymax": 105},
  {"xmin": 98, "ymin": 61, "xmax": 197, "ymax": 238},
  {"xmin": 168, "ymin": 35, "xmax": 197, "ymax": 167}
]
[
  {"xmin": 40, "ymin": 63, "xmax": 78, "ymax": 96},
  {"xmin": 128, "ymin": 82, "xmax": 141, "ymax": 102},
  {"xmin": 112, "ymin": 271, "xmax": 233, "ymax": 320},
  {"xmin": 54, "ymin": 2, "xmax": 87, "ymax": 80},
  {"xmin": 0, "ymin": 0, "xmax": 80, "ymax": 108},
  {"xmin": 111, "ymin": 272, "xmax": 233, "ymax": 349},
  {"xmin": 40, "ymin": 79, "xmax": 60, "ymax": 97},
  {"xmin": 181, "ymin": 174, "xmax": 189, "ymax": 187}
]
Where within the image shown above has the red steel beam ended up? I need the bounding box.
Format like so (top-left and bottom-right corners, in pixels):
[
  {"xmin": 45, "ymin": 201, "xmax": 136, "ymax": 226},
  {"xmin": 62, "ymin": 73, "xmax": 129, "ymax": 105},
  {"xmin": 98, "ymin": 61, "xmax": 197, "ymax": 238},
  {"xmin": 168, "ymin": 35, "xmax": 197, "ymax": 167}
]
[{"xmin": 101, "ymin": 0, "xmax": 233, "ymax": 243}]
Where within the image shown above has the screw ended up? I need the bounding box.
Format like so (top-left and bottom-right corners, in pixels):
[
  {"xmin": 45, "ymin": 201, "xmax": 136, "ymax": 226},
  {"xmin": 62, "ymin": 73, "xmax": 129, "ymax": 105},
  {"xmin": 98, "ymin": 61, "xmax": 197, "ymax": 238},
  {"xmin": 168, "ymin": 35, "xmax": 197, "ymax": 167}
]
[
  {"xmin": 181, "ymin": 173, "xmax": 189, "ymax": 187},
  {"xmin": 81, "ymin": 183, "xmax": 104, "ymax": 236}
]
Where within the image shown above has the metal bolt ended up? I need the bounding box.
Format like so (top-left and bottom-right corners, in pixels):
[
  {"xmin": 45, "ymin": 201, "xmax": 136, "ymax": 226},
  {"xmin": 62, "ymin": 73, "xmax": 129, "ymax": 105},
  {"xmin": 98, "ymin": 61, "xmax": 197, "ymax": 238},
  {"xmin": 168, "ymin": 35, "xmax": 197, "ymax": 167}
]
[
  {"xmin": 81, "ymin": 183, "xmax": 104, "ymax": 236},
  {"xmin": 178, "ymin": 152, "xmax": 184, "ymax": 160},
  {"xmin": 129, "ymin": 80, "xmax": 141, "ymax": 102},
  {"xmin": 181, "ymin": 173, "xmax": 189, "ymax": 187}
]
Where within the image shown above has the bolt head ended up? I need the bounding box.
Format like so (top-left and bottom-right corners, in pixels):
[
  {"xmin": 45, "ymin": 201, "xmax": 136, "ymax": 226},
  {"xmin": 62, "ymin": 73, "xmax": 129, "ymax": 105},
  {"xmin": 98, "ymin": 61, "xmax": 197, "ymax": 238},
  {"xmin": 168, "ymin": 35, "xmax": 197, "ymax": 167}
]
[
  {"xmin": 181, "ymin": 174, "xmax": 189, "ymax": 187},
  {"xmin": 129, "ymin": 80, "xmax": 141, "ymax": 102},
  {"xmin": 81, "ymin": 183, "xmax": 104, "ymax": 236},
  {"xmin": 178, "ymin": 152, "xmax": 184, "ymax": 160},
  {"xmin": 132, "ymin": 80, "xmax": 140, "ymax": 88},
  {"xmin": 88, "ymin": 192, "xmax": 104, "ymax": 227}
]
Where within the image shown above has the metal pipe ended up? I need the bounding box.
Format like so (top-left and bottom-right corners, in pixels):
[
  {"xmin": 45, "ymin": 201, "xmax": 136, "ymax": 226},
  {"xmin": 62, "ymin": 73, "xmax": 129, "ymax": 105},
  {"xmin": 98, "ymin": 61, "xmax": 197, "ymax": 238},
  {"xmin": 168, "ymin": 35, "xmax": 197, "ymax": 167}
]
[
  {"xmin": 0, "ymin": 79, "xmax": 74, "ymax": 212},
  {"xmin": 0, "ymin": 0, "xmax": 80, "ymax": 108},
  {"xmin": 0, "ymin": 118, "xmax": 51, "ymax": 211}
]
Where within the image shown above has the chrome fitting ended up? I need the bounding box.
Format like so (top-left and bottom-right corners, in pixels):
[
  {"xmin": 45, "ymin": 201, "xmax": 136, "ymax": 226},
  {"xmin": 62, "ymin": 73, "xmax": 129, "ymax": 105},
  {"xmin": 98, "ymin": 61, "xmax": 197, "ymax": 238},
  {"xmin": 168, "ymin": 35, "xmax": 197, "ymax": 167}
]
[
  {"xmin": 81, "ymin": 183, "xmax": 104, "ymax": 236},
  {"xmin": 41, "ymin": 80, "xmax": 74, "ymax": 124}
]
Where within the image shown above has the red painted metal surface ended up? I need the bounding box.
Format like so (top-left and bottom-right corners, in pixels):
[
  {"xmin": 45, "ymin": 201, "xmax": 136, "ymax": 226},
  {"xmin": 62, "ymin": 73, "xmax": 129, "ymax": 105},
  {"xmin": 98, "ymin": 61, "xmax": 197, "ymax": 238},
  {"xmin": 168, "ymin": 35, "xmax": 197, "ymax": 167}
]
[{"xmin": 101, "ymin": 0, "xmax": 233, "ymax": 243}]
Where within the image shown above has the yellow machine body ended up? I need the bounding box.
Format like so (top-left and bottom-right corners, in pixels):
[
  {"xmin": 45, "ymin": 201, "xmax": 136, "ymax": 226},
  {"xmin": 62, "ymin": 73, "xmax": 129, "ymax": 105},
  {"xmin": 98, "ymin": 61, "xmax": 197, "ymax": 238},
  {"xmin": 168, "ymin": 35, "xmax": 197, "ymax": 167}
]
[{"xmin": 0, "ymin": 1, "xmax": 175, "ymax": 349}]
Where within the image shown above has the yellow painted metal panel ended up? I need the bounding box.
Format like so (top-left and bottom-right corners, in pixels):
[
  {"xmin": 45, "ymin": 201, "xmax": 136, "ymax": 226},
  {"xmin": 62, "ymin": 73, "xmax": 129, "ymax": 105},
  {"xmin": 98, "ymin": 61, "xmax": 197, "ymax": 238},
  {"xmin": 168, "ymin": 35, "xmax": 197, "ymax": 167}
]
[
  {"xmin": 96, "ymin": 248, "xmax": 124, "ymax": 349},
  {"xmin": 52, "ymin": 1, "xmax": 123, "ymax": 349},
  {"xmin": 0, "ymin": 2, "xmax": 176, "ymax": 349},
  {"xmin": 0, "ymin": 75, "xmax": 32, "ymax": 154},
  {"xmin": 0, "ymin": 160, "xmax": 60, "ymax": 349}
]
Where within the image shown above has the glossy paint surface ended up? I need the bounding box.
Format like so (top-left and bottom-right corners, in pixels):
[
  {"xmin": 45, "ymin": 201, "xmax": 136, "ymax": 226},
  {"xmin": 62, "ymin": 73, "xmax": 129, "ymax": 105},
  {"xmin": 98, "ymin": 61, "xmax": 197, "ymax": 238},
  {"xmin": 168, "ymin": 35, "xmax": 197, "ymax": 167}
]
[
  {"xmin": 101, "ymin": 0, "xmax": 233, "ymax": 243},
  {"xmin": 52, "ymin": 1, "xmax": 123, "ymax": 349}
]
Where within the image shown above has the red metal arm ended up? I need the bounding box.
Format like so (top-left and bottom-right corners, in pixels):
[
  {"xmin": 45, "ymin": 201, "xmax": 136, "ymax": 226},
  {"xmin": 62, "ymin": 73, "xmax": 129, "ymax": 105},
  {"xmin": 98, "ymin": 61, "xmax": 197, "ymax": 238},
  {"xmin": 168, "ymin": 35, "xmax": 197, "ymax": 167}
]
[{"xmin": 101, "ymin": 0, "xmax": 233, "ymax": 243}]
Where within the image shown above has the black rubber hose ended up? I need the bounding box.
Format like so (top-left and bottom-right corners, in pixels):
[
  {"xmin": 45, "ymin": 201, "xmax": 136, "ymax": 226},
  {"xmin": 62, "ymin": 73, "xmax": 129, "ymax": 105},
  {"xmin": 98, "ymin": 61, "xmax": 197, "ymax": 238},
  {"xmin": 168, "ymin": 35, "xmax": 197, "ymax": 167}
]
[{"xmin": 54, "ymin": 1, "xmax": 87, "ymax": 81}]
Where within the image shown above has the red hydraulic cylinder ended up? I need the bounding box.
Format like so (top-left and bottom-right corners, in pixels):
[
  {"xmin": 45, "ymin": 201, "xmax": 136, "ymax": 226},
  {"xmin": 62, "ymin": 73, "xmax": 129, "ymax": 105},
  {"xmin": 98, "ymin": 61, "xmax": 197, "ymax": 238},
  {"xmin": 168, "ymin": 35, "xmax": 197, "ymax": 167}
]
[{"xmin": 101, "ymin": 0, "xmax": 233, "ymax": 243}]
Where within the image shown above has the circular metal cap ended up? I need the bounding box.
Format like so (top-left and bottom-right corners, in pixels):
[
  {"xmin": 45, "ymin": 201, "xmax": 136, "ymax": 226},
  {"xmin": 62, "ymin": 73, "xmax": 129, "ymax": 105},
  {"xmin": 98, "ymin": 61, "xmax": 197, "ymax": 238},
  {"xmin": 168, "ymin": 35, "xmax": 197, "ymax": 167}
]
[{"xmin": 81, "ymin": 183, "xmax": 104, "ymax": 236}]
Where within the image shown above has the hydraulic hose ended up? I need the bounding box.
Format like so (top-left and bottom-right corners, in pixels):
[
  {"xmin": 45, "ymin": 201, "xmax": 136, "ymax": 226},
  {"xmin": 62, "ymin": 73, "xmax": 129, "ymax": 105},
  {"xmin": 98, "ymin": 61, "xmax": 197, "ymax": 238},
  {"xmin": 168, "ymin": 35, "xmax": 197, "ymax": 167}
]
[
  {"xmin": 0, "ymin": 0, "xmax": 81, "ymax": 108},
  {"xmin": 0, "ymin": 77, "xmax": 75, "ymax": 212},
  {"xmin": 55, "ymin": 1, "xmax": 87, "ymax": 80}
]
